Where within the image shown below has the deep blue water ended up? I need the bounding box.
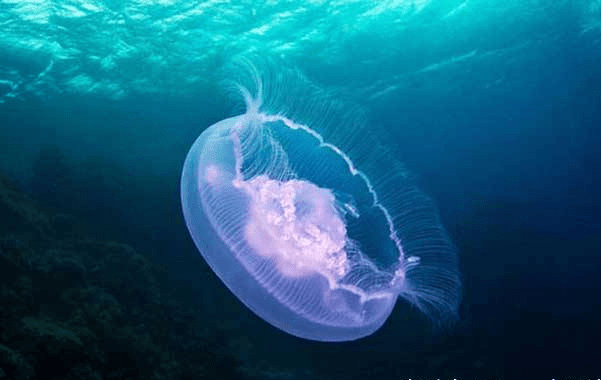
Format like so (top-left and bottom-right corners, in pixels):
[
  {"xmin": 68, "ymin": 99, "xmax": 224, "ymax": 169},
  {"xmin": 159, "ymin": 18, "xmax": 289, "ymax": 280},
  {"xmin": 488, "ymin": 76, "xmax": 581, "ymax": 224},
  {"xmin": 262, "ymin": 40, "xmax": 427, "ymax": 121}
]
[{"xmin": 1, "ymin": 0, "xmax": 600, "ymax": 379}]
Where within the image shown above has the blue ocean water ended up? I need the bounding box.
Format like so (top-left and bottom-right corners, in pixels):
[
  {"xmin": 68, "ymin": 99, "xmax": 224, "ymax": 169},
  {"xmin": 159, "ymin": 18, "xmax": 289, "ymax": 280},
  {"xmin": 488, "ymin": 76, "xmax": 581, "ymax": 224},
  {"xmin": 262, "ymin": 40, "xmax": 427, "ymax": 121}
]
[{"xmin": 1, "ymin": 0, "xmax": 600, "ymax": 379}]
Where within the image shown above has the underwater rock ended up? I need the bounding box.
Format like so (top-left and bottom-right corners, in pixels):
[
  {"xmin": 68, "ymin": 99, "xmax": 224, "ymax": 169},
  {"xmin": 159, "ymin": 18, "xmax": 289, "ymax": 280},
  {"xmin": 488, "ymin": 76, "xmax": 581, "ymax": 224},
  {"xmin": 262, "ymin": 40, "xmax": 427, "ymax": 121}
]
[
  {"xmin": 21, "ymin": 317, "xmax": 84, "ymax": 351},
  {"xmin": 0, "ymin": 344, "xmax": 34, "ymax": 380},
  {"xmin": 62, "ymin": 239, "xmax": 160, "ymax": 303},
  {"xmin": 31, "ymin": 248, "xmax": 86, "ymax": 276},
  {"xmin": 19, "ymin": 316, "xmax": 88, "ymax": 378},
  {"xmin": 0, "ymin": 174, "xmax": 52, "ymax": 241},
  {"xmin": 64, "ymin": 365, "xmax": 102, "ymax": 380}
]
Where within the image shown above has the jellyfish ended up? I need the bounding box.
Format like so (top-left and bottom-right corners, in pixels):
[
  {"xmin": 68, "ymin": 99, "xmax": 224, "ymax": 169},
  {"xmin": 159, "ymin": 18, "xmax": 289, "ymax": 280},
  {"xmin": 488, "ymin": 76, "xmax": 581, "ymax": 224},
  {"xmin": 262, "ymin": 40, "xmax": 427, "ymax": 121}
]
[{"xmin": 180, "ymin": 64, "xmax": 461, "ymax": 342}]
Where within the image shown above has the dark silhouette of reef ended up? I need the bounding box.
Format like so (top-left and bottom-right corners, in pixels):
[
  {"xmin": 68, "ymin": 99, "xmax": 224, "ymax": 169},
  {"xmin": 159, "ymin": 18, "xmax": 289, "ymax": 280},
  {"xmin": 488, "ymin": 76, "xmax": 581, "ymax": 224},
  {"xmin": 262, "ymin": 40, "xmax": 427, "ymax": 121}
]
[{"xmin": 0, "ymin": 168, "xmax": 280, "ymax": 380}]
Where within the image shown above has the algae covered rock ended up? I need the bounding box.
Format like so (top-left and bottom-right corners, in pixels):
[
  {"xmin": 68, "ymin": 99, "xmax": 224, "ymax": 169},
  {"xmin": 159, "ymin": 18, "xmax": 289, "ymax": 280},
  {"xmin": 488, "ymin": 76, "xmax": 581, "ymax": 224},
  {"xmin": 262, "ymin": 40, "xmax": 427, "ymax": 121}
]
[
  {"xmin": 0, "ymin": 174, "xmax": 52, "ymax": 242},
  {"xmin": 21, "ymin": 317, "xmax": 84, "ymax": 353},
  {"xmin": 0, "ymin": 344, "xmax": 34, "ymax": 380},
  {"xmin": 0, "ymin": 171, "xmax": 251, "ymax": 379}
]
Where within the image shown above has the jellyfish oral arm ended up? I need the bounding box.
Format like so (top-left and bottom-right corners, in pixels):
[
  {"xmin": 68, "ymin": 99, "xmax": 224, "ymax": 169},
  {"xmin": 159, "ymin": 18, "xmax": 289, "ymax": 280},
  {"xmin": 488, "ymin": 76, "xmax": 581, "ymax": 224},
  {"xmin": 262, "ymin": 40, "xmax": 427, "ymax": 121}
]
[{"xmin": 240, "ymin": 175, "xmax": 349, "ymax": 281}]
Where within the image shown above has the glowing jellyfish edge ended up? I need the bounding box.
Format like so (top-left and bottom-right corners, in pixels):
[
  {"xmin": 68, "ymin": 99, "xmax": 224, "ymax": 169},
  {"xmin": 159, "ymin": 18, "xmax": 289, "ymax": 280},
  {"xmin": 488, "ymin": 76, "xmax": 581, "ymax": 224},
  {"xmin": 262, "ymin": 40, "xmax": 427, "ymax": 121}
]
[{"xmin": 181, "ymin": 81, "xmax": 460, "ymax": 342}]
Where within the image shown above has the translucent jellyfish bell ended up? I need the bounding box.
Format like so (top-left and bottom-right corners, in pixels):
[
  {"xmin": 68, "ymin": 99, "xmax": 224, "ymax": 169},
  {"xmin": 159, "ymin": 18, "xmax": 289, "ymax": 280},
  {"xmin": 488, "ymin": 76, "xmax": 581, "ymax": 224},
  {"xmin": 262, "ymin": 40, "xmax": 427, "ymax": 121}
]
[{"xmin": 181, "ymin": 65, "xmax": 461, "ymax": 342}]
